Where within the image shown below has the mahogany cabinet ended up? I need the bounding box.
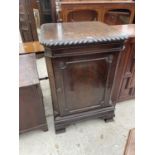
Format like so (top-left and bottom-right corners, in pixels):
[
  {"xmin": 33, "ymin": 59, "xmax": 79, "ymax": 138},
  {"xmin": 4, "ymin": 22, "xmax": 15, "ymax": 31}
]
[
  {"xmin": 40, "ymin": 22, "xmax": 128, "ymax": 133},
  {"xmin": 19, "ymin": 54, "xmax": 48, "ymax": 134},
  {"xmin": 112, "ymin": 24, "xmax": 135, "ymax": 103},
  {"xmin": 59, "ymin": 1, "xmax": 135, "ymax": 25}
]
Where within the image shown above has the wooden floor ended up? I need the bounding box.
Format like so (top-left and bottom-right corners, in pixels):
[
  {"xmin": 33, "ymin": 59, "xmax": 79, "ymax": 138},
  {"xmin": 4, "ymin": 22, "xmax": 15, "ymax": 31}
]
[{"xmin": 124, "ymin": 128, "xmax": 135, "ymax": 155}]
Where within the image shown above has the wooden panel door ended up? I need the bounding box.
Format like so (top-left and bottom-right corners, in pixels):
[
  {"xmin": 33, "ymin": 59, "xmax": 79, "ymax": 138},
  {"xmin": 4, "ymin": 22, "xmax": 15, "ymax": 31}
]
[
  {"xmin": 104, "ymin": 9, "xmax": 131, "ymax": 25},
  {"xmin": 53, "ymin": 53, "xmax": 118, "ymax": 116},
  {"xmin": 67, "ymin": 10, "xmax": 98, "ymax": 22},
  {"xmin": 118, "ymin": 40, "xmax": 135, "ymax": 101},
  {"xmin": 112, "ymin": 38, "xmax": 135, "ymax": 103}
]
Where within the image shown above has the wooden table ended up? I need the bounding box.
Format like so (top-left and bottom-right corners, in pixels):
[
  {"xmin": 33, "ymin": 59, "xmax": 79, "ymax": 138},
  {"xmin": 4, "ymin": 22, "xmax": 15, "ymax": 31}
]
[
  {"xmin": 40, "ymin": 21, "xmax": 128, "ymax": 133},
  {"xmin": 19, "ymin": 41, "xmax": 44, "ymax": 55},
  {"xmin": 19, "ymin": 53, "xmax": 48, "ymax": 134}
]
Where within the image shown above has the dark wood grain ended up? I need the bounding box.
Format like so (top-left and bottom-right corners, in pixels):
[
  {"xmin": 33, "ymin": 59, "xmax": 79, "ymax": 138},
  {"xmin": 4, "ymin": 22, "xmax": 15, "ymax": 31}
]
[
  {"xmin": 40, "ymin": 21, "xmax": 128, "ymax": 47},
  {"xmin": 19, "ymin": 0, "xmax": 38, "ymax": 42},
  {"xmin": 19, "ymin": 54, "xmax": 48, "ymax": 134},
  {"xmin": 38, "ymin": 0, "xmax": 57, "ymax": 23},
  {"xmin": 40, "ymin": 21, "xmax": 126, "ymax": 133},
  {"xmin": 50, "ymin": 0, "xmax": 57, "ymax": 22},
  {"xmin": 112, "ymin": 24, "xmax": 135, "ymax": 103}
]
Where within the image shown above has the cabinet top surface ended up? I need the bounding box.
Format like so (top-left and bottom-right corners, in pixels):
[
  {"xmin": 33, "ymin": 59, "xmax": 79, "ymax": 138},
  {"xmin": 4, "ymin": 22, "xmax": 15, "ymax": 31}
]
[
  {"xmin": 19, "ymin": 53, "xmax": 39, "ymax": 88},
  {"xmin": 112, "ymin": 24, "xmax": 135, "ymax": 38},
  {"xmin": 40, "ymin": 22, "xmax": 128, "ymax": 47}
]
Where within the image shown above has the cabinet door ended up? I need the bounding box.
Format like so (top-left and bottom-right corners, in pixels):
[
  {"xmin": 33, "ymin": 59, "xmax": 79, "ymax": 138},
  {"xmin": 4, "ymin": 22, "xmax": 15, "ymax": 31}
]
[
  {"xmin": 112, "ymin": 38, "xmax": 135, "ymax": 103},
  {"xmin": 104, "ymin": 9, "xmax": 131, "ymax": 25},
  {"xmin": 53, "ymin": 53, "xmax": 118, "ymax": 116},
  {"xmin": 67, "ymin": 10, "xmax": 98, "ymax": 22},
  {"xmin": 118, "ymin": 41, "xmax": 135, "ymax": 100}
]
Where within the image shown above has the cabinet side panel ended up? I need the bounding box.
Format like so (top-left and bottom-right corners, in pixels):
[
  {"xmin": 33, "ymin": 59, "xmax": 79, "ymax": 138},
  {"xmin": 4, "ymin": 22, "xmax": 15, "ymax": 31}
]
[
  {"xmin": 112, "ymin": 38, "xmax": 135, "ymax": 103},
  {"xmin": 45, "ymin": 57, "xmax": 60, "ymax": 116},
  {"xmin": 19, "ymin": 85, "xmax": 47, "ymax": 132}
]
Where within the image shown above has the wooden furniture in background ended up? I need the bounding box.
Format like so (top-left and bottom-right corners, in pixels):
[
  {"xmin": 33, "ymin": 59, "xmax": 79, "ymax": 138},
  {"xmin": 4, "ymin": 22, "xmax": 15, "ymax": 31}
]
[
  {"xmin": 19, "ymin": 0, "xmax": 38, "ymax": 42},
  {"xmin": 59, "ymin": 1, "xmax": 135, "ymax": 25},
  {"xmin": 112, "ymin": 24, "xmax": 135, "ymax": 103},
  {"xmin": 62, "ymin": 0, "xmax": 133, "ymax": 1},
  {"xmin": 39, "ymin": 0, "xmax": 57, "ymax": 23},
  {"xmin": 19, "ymin": 0, "xmax": 57, "ymax": 43},
  {"xmin": 19, "ymin": 54, "xmax": 48, "ymax": 134},
  {"xmin": 124, "ymin": 129, "xmax": 135, "ymax": 155},
  {"xmin": 19, "ymin": 41, "xmax": 44, "ymax": 55},
  {"xmin": 40, "ymin": 21, "xmax": 128, "ymax": 133}
]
